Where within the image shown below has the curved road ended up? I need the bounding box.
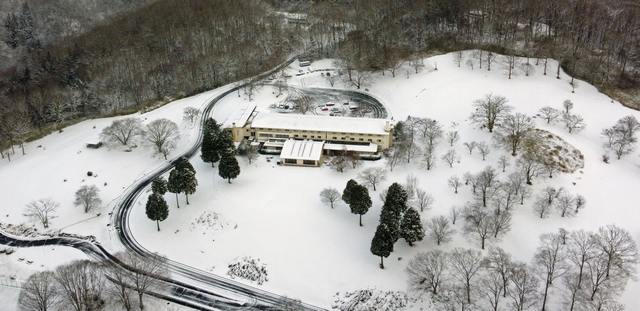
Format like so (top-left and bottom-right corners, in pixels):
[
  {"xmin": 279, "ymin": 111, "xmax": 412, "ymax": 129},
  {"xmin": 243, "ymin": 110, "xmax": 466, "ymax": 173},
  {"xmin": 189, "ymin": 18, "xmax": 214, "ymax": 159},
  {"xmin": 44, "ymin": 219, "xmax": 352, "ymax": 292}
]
[{"xmin": 1, "ymin": 58, "xmax": 390, "ymax": 310}]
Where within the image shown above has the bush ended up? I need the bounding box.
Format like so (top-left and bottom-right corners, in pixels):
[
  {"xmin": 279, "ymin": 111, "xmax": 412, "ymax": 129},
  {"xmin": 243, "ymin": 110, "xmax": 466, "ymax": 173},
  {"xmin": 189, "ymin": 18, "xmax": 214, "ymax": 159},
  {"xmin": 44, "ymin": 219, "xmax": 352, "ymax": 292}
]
[{"xmin": 226, "ymin": 256, "xmax": 268, "ymax": 285}]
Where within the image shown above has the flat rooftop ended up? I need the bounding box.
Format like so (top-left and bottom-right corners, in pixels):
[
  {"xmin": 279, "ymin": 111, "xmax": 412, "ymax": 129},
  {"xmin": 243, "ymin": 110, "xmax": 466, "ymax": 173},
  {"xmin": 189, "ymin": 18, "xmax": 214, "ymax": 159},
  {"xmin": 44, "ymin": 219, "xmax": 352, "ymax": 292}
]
[
  {"xmin": 250, "ymin": 112, "xmax": 390, "ymax": 135},
  {"xmin": 280, "ymin": 139, "xmax": 324, "ymax": 161}
]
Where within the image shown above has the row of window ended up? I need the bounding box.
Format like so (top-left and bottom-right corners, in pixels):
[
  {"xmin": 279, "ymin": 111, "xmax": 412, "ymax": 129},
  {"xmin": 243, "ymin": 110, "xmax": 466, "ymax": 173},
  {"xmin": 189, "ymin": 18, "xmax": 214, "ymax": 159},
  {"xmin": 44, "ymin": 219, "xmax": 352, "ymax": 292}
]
[{"xmin": 256, "ymin": 131, "xmax": 386, "ymax": 144}]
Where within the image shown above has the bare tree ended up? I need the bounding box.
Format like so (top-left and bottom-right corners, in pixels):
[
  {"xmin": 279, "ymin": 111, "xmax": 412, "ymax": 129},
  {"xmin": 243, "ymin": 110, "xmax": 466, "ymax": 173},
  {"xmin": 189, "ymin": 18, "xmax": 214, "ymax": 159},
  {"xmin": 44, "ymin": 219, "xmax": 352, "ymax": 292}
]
[
  {"xmin": 498, "ymin": 155, "xmax": 510, "ymax": 172},
  {"xmin": 54, "ymin": 260, "xmax": 106, "ymax": 311},
  {"xmin": 477, "ymin": 142, "xmax": 491, "ymax": 160},
  {"xmin": 534, "ymin": 197, "xmax": 553, "ymax": 219},
  {"xmin": 447, "ymin": 130, "xmax": 459, "ymax": 147},
  {"xmin": 535, "ymin": 233, "xmax": 567, "ymax": 311},
  {"xmin": 146, "ymin": 119, "xmax": 179, "ymax": 159},
  {"xmin": 463, "ymin": 141, "xmax": 476, "ymax": 155},
  {"xmin": 463, "ymin": 204, "xmax": 492, "ymax": 249},
  {"xmin": 508, "ymin": 263, "xmax": 540, "ymax": 311},
  {"xmin": 74, "ymin": 185, "xmax": 102, "ymax": 213},
  {"xmin": 427, "ymin": 216, "xmax": 455, "ymax": 246},
  {"xmin": 480, "ymin": 271, "xmax": 505, "ymax": 311},
  {"xmin": 406, "ymin": 250, "xmax": 449, "ymax": 295},
  {"xmin": 496, "ymin": 113, "xmax": 534, "ymax": 156},
  {"xmin": 539, "ymin": 107, "xmax": 561, "ymax": 124},
  {"xmin": 484, "ymin": 247, "xmax": 513, "ymax": 298},
  {"xmin": 291, "ymin": 94, "xmax": 313, "ymax": 115},
  {"xmin": 556, "ymin": 193, "xmax": 576, "ymax": 217},
  {"xmin": 490, "ymin": 209, "xmax": 512, "ymax": 239},
  {"xmin": 567, "ymin": 230, "xmax": 598, "ymax": 291},
  {"xmin": 563, "ymin": 100, "xmax": 574, "ymax": 115},
  {"xmin": 474, "ymin": 166, "xmax": 499, "ymax": 207},
  {"xmin": 119, "ymin": 252, "xmax": 166, "ymax": 310},
  {"xmin": 386, "ymin": 145, "xmax": 404, "ymax": 172},
  {"xmin": 182, "ymin": 107, "xmax": 200, "ymax": 125},
  {"xmin": 450, "ymin": 206, "xmax": 460, "ymax": 225},
  {"xmin": 24, "ymin": 199, "xmax": 58, "ymax": 228},
  {"xmin": 595, "ymin": 225, "xmax": 639, "ymax": 279},
  {"xmin": 563, "ymin": 113, "xmax": 586, "ymax": 134},
  {"xmin": 470, "ymin": 94, "xmax": 512, "ymax": 133},
  {"xmin": 324, "ymin": 72, "xmax": 337, "ymax": 87},
  {"xmin": 442, "ymin": 149, "xmax": 458, "ymax": 168},
  {"xmin": 319, "ymin": 188, "xmax": 340, "ymax": 209},
  {"xmin": 449, "ymin": 248, "xmax": 484, "ymax": 304},
  {"xmin": 19, "ymin": 271, "xmax": 60, "ymax": 311},
  {"xmin": 448, "ymin": 176, "xmax": 461, "ymax": 194},
  {"xmin": 602, "ymin": 115, "xmax": 640, "ymax": 159},
  {"xmin": 358, "ymin": 167, "xmax": 387, "ymax": 191},
  {"xmin": 415, "ymin": 189, "xmax": 434, "ymax": 212},
  {"xmin": 101, "ymin": 118, "xmax": 144, "ymax": 146},
  {"xmin": 454, "ymin": 51, "xmax": 464, "ymax": 67},
  {"xmin": 423, "ymin": 144, "xmax": 436, "ymax": 170}
]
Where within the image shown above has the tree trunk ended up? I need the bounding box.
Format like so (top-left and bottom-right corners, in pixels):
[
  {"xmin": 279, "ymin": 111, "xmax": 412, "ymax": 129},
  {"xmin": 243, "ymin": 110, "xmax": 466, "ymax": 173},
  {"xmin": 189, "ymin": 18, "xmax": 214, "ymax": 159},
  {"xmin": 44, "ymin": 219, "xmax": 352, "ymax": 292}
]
[
  {"xmin": 541, "ymin": 278, "xmax": 550, "ymax": 311},
  {"xmin": 359, "ymin": 215, "xmax": 363, "ymax": 227},
  {"xmin": 156, "ymin": 220, "xmax": 160, "ymax": 231},
  {"xmin": 379, "ymin": 256, "xmax": 384, "ymax": 269},
  {"xmin": 139, "ymin": 292, "xmax": 144, "ymax": 310},
  {"xmin": 175, "ymin": 193, "xmax": 180, "ymax": 208},
  {"xmin": 185, "ymin": 193, "xmax": 189, "ymax": 205},
  {"xmin": 20, "ymin": 143, "xmax": 25, "ymax": 155},
  {"xmin": 228, "ymin": 178, "xmax": 231, "ymax": 184}
]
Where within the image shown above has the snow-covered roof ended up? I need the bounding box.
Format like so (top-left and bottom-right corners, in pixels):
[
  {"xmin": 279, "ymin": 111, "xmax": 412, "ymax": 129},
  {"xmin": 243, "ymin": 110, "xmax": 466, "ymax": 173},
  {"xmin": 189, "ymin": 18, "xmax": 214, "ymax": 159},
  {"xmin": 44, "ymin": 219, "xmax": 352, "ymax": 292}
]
[
  {"xmin": 250, "ymin": 112, "xmax": 390, "ymax": 135},
  {"xmin": 221, "ymin": 102, "xmax": 256, "ymax": 128},
  {"xmin": 280, "ymin": 139, "xmax": 324, "ymax": 161},
  {"xmin": 323, "ymin": 143, "xmax": 378, "ymax": 153}
]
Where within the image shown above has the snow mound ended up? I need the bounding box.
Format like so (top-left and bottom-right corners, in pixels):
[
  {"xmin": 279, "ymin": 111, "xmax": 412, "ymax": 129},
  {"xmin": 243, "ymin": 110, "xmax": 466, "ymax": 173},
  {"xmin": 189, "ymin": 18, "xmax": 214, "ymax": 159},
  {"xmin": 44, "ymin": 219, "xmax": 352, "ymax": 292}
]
[
  {"xmin": 332, "ymin": 289, "xmax": 410, "ymax": 311},
  {"xmin": 534, "ymin": 129, "xmax": 584, "ymax": 173},
  {"xmin": 226, "ymin": 256, "xmax": 268, "ymax": 285}
]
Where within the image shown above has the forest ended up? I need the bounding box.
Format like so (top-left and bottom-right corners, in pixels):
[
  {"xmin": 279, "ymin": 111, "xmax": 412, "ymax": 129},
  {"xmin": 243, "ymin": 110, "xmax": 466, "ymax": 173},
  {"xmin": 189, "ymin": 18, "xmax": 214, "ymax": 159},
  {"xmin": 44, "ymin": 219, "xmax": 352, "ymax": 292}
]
[{"xmin": 0, "ymin": 0, "xmax": 638, "ymax": 155}]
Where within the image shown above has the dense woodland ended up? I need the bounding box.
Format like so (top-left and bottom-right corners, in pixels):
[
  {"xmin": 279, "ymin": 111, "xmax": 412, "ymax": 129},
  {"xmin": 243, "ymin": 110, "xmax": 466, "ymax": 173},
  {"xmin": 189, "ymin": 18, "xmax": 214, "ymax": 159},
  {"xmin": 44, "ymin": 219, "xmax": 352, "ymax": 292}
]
[{"xmin": 1, "ymin": 0, "xmax": 639, "ymax": 154}]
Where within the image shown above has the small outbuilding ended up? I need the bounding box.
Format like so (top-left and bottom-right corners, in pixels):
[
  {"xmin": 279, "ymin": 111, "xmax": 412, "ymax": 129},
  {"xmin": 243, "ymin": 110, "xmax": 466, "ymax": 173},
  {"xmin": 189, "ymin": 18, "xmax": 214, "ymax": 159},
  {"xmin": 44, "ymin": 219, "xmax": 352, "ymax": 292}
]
[{"xmin": 280, "ymin": 139, "xmax": 324, "ymax": 167}]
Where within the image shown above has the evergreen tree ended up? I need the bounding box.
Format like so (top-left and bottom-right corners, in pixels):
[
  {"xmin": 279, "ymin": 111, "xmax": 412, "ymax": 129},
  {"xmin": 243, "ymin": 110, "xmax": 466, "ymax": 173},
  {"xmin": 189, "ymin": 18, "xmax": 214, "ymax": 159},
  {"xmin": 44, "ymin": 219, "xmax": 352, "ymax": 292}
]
[
  {"xmin": 218, "ymin": 151, "xmax": 240, "ymax": 183},
  {"xmin": 151, "ymin": 177, "xmax": 167, "ymax": 195},
  {"xmin": 216, "ymin": 129, "xmax": 236, "ymax": 155},
  {"xmin": 181, "ymin": 169, "xmax": 198, "ymax": 204},
  {"xmin": 175, "ymin": 157, "xmax": 195, "ymax": 174},
  {"xmin": 145, "ymin": 193, "xmax": 168, "ymax": 231},
  {"xmin": 370, "ymin": 224, "xmax": 394, "ymax": 269},
  {"xmin": 167, "ymin": 169, "xmax": 181, "ymax": 208},
  {"xmin": 379, "ymin": 183, "xmax": 409, "ymax": 242},
  {"xmin": 201, "ymin": 118, "xmax": 221, "ymax": 167},
  {"xmin": 400, "ymin": 208, "xmax": 424, "ymax": 246},
  {"xmin": 342, "ymin": 179, "xmax": 359, "ymax": 204},
  {"xmin": 349, "ymin": 184, "xmax": 371, "ymax": 226}
]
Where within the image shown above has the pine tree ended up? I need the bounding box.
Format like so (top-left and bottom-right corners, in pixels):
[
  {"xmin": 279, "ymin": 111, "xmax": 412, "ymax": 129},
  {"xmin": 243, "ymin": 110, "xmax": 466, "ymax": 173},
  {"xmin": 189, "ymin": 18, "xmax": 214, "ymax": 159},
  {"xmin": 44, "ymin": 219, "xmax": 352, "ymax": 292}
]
[
  {"xmin": 370, "ymin": 224, "xmax": 394, "ymax": 269},
  {"xmin": 379, "ymin": 183, "xmax": 409, "ymax": 242},
  {"xmin": 145, "ymin": 193, "xmax": 168, "ymax": 231},
  {"xmin": 400, "ymin": 208, "xmax": 424, "ymax": 246},
  {"xmin": 349, "ymin": 184, "xmax": 371, "ymax": 226},
  {"xmin": 201, "ymin": 118, "xmax": 221, "ymax": 167},
  {"xmin": 218, "ymin": 151, "xmax": 240, "ymax": 183},
  {"xmin": 175, "ymin": 157, "xmax": 195, "ymax": 174},
  {"xmin": 342, "ymin": 179, "xmax": 358, "ymax": 204},
  {"xmin": 216, "ymin": 129, "xmax": 236, "ymax": 155},
  {"xmin": 167, "ymin": 169, "xmax": 181, "ymax": 208},
  {"xmin": 151, "ymin": 177, "xmax": 168, "ymax": 195},
  {"xmin": 181, "ymin": 169, "xmax": 198, "ymax": 204}
]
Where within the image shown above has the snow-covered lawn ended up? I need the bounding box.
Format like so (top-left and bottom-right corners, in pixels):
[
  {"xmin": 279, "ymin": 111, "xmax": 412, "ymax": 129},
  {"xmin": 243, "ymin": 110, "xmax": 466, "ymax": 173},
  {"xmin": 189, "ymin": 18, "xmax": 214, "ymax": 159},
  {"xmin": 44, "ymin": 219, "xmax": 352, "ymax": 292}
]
[
  {"xmin": 1, "ymin": 51, "xmax": 640, "ymax": 310},
  {"xmin": 126, "ymin": 52, "xmax": 640, "ymax": 308}
]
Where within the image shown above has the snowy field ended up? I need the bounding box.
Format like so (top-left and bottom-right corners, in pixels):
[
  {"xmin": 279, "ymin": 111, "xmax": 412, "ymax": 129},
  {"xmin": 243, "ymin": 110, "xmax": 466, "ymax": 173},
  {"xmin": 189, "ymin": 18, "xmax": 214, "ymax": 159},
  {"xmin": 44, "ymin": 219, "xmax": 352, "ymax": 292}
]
[
  {"xmin": 1, "ymin": 51, "xmax": 640, "ymax": 310},
  {"xmin": 128, "ymin": 53, "xmax": 640, "ymax": 308}
]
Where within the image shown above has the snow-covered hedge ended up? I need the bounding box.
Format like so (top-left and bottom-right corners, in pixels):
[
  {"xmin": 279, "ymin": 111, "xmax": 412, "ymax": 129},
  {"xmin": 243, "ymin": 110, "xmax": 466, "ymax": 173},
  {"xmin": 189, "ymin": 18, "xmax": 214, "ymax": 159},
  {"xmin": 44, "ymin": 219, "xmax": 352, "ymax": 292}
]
[
  {"xmin": 226, "ymin": 256, "xmax": 268, "ymax": 285},
  {"xmin": 333, "ymin": 289, "xmax": 410, "ymax": 311}
]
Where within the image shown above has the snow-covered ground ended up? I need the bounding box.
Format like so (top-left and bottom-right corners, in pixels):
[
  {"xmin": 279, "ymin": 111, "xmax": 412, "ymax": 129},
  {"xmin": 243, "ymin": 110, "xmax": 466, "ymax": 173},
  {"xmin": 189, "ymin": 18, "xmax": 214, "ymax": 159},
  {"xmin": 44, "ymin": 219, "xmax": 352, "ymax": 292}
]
[
  {"xmin": 1, "ymin": 51, "xmax": 640, "ymax": 310},
  {"xmin": 127, "ymin": 53, "xmax": 640, "ymax": 308}
]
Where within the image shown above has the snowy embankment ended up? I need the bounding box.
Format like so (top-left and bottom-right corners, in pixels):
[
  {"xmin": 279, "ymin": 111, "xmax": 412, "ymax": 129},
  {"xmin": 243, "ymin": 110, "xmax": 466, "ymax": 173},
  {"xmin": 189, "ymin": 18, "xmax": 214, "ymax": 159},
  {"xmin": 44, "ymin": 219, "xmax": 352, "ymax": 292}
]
[{"xmin": 128, "ymin": 52, "xmax": 640, "ymax": 309}]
